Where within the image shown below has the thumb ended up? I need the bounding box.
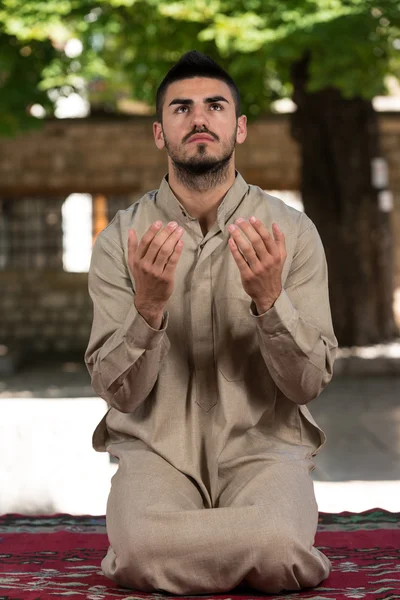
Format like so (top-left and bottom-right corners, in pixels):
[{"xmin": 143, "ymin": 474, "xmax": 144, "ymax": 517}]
[
  {"xmin": 272, "ymin": 223, "xmax": 286, "ymax": 257},
  {"xmin": 128, "ymin": 228, "xmax": 138, "ymax": 264}
]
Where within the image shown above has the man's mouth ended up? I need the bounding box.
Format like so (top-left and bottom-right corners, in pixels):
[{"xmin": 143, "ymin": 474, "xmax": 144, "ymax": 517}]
[{"xmin": 187, "ymin": 134, "xmax": 215, "ymax": 143}]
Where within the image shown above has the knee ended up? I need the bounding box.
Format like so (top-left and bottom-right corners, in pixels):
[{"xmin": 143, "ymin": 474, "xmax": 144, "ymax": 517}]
[
  {"xmin": 244, "ymin": 528, "xmax": 330, "ymax": 593},
  {"xmin": 258, "ymin": 523, "xmax": 307, "ymax": 564},
  {"xmin": 105, "ymin": 516, "xmax": 160, "ymax": 591}
]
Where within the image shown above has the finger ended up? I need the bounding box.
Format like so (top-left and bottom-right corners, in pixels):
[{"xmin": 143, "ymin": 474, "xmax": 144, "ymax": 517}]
[
  {"xmin": 250, "ymin": 217, "xmax": 280, "ymax": 259},
  {"xmin": 153, "ymin": 226, "xmax": 184, "ymax": 271},
  {"xmin": 128, "ymin": 229, "xmax": 138, "ymax": 272},
  {"xmin": 162, "ymin": 238, "xmax": 184, "ymax": 276},
  {"xmin": 272, "ymin": 222, "xmax": 286, "ymax": 257},
  {"xmin": 228, "ymin": 224, "xmax": 259, "ymax": 270},
  {"xmin": 144, "ymin": 221, "xmax": 179, "ymax": 263},
  {"xmin": 234, "ymin": 218, "xmax": 268, "ymax": 262},
  {"xmin": 228, "ymin": 236, "xmax": 252, "ymax": 278},
  {"xmin": 135, "ymin": 221, "xmax": 163, "ymax": 260}
]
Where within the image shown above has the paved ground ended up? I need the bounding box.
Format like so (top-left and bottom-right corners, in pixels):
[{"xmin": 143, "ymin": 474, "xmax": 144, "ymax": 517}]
[
  {"xmin": 1, "ymin": 349, "xmax": 400, "ymax": 514},
  {"xmin": 1, "ymin": 352, "xmax": 400, "ymax": 482},
  {"xmin": 0, "ymin": 354, "xmax": 94, "ymax": 399},
  {"xmin": 310, "ymin": 374, "xmax": 400, "ymax": 482}
]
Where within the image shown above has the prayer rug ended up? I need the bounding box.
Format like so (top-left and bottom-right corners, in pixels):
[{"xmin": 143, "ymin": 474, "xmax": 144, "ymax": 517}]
[{"xmin": 0, "ymin": 509, "xmax": 399, "ymax": 599}]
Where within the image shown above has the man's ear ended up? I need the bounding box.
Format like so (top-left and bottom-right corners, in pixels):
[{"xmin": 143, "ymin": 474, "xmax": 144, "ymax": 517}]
[
  {"xmin": 153, "ymin": 121, "xmax": 165, "ymax": 150},
  {"xmin": 236, "ymin": 115, "xmax": 247, "ymax": 145}
]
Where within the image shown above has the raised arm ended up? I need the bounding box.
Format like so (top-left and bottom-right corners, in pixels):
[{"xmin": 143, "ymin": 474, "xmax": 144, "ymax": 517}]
[
  {"xmin": 85, "ymin": 217, "xmax": 185, "ymax": 412},
  {"xmin": 249, "ymin": 220, "xmax": 338, "ymax": 404}
]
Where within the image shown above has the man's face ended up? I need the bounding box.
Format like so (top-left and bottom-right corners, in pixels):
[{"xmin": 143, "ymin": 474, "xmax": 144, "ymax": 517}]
[{"xmin": 153, "ymin": 77, "xmax": 247, "ymax": 172}]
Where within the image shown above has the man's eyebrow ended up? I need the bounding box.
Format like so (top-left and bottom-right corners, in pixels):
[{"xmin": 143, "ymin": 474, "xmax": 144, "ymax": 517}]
[
  {"xmin": 205, "ymin": 95, "xmax": 229, "ymax": 104},
  {"xmin": 168, "ymin": 95, "xmax": 230, "ymax": 107},
  {"xmin": 168, "ymin": 98, "xmax": 193, "ymax": 107}
]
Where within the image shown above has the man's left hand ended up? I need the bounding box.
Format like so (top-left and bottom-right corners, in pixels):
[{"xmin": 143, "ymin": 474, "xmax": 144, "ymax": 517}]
[{"xmin": 228, "ymin": 216, "xmax": 287, "ymax": 314}]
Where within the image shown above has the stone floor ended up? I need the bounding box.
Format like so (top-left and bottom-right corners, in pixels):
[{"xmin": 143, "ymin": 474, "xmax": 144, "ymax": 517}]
[{"xmin": 1, "ymin": 349, "xmax": 400, "ymax": 515}]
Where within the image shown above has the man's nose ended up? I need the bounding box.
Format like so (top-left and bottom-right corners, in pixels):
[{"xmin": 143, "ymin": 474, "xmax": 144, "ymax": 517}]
[{"xmin": 190, "ymin": 104, "xmax": 209, "ymax": 128}]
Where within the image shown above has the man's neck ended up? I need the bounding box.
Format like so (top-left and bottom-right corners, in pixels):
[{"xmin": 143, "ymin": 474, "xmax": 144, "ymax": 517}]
[{"xmin": 166, "ymin": 163, "xmax": 237, "ymax": 232}]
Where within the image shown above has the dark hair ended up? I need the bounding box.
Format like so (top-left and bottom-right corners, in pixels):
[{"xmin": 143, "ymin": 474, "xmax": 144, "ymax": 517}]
[{"xmin": 156, "ymin": 50, "xmax": 241, "ymax": 122}]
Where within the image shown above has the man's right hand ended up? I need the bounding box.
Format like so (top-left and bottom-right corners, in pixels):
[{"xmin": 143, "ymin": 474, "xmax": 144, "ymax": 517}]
[{"xmin": 128, "ymin": 220, "xmax": 185, "ymax": 328}]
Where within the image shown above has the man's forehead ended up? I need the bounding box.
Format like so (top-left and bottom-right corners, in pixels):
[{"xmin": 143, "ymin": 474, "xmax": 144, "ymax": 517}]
[{"xmin": 165, "ymin": 77, "xmax": 232, "ymax": 102}]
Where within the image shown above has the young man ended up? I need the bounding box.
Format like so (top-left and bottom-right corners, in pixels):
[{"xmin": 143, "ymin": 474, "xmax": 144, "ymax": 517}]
[{"xmin": 85, "ymin": 50, "xmax": 338, "ymax": 594}]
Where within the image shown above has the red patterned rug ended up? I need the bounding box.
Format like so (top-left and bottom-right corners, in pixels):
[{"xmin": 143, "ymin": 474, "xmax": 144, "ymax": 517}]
[{"xmin": 0, "ymin": 509, "xmax": 399, "ymax": 599}]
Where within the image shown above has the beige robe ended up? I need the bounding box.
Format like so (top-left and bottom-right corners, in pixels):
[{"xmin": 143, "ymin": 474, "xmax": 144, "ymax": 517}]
[{"xmin": 85, "ymin": 171, "xmax": 338, "ymax": 594}]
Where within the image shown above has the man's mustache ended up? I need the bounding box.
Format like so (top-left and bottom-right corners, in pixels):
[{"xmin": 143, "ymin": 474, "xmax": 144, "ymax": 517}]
[{"xmin": 183, "ymin": 128, "xmax": 219, "ymax": 143}]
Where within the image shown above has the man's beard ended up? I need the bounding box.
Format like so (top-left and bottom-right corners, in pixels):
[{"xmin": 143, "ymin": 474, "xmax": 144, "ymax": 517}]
[{"xmin": 164, "ymin": 130, "xmax": 236, "ymax": 192}]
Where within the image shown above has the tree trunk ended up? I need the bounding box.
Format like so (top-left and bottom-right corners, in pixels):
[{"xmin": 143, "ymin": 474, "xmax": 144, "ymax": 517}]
[{"xmin": 290, "ymin": 54, "xmax": 398, "ymax": 347}]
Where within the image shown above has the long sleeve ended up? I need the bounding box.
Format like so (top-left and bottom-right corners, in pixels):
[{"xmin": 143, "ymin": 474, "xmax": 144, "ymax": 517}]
[
  {"xmin": 84, "ymin": 230, "xmax": 171, "ymax": 413},
  {"xmin": 249, "ymin": 219, "xmax": 338, "ymax": 405}
]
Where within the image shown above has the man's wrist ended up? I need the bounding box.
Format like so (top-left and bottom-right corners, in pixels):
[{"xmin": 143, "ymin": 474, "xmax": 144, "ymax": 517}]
[
  {"xmin": 254, "ymin": 291, "xmax": 281, "ymax": 315},
  {"xmin": 254, "ymin": 302, "xmax": 273, "ymax": 315},
  {"xmin": 134, "ymin": 299, "xmax": 165, "ymax": 329},
  {"xmin": 137, "ymin": 310, "xmax": 164, "ymax": 330}
]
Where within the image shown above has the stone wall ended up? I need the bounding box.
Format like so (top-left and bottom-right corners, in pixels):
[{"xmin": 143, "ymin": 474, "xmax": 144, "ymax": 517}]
[
  {"xmin": 0, "ymin": 115, "xmax": 300, "ymax": 197},
  {"xmin": 0, "ymin": 114, "xmax": 399, "ymax": 357},
  {"xmin": 0, "ymin": 272, "xmax": 91, "ymax": 355}
]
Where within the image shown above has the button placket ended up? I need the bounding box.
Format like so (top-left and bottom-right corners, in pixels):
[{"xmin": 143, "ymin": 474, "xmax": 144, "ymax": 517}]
[{"xmin": 190, "ymin": 257, "xmax": 218, "ymax": 411}]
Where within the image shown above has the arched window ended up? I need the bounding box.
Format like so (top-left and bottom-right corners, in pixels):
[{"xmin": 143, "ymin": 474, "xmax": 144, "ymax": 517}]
[{"xmin": 61, "ymin": 193, "xmax": 93, "ymax": 273}]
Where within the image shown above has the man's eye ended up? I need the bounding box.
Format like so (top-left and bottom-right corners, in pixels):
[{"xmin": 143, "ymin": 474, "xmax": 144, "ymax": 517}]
[
  {"xmin": 210, "ymin": 104, "xmax": 222, "ymax": 110},
  {"xmin": 176, "ymin": 106, "xmax": 189, "ymax": 113}
]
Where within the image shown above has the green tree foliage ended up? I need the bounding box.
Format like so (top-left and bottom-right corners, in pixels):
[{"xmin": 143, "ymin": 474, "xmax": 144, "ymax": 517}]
[{"xmin": 1, "ymin": 0, "xmax": 400, "ymax": 135}]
